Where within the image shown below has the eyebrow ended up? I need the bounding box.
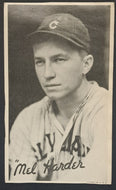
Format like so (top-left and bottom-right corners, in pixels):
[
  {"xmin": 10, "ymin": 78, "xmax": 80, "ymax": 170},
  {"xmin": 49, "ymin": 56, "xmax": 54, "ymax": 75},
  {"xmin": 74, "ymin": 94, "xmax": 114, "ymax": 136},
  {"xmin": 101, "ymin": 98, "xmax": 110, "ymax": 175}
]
[
  {"xmin": 34, "ymin": 53, "xmax": 69, "ymax": 60},
  {"xmin": 34, "ymin": 57, "xmax": 44, "ymax": 60}
]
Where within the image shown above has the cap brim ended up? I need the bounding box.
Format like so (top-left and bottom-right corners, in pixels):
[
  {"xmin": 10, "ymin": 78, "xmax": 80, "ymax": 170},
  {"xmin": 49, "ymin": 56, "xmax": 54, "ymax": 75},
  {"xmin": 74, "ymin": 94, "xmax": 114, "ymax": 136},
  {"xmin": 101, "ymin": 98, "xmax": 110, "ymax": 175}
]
[{"xmin": 27, "ymin": 30, "xmax": 88, "ymax": 51}]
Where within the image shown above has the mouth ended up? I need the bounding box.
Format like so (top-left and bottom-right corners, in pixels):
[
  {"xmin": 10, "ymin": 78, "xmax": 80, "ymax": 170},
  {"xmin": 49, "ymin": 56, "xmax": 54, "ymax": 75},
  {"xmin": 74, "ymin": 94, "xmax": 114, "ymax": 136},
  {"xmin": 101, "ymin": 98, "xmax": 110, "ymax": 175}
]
[{"xmin": 45, "ymin": 84, "xmax": 61, "ymax": 87}]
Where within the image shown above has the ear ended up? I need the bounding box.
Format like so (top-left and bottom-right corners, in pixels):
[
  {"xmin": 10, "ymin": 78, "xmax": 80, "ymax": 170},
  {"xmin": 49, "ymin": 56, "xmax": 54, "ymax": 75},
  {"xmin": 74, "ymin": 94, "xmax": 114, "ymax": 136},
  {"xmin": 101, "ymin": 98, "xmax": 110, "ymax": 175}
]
[{"xmin": 82, "ymin": 55, "xmax": 94, "ymax": 75}]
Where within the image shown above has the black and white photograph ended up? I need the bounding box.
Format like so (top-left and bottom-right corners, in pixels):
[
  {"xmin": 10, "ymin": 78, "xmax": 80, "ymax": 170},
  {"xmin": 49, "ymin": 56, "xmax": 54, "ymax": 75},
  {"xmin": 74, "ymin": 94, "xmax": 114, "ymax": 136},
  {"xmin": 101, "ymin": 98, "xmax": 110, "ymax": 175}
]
[{"xmin": 4, "ymin": 2, "xmax": 114, "ymax": 184}]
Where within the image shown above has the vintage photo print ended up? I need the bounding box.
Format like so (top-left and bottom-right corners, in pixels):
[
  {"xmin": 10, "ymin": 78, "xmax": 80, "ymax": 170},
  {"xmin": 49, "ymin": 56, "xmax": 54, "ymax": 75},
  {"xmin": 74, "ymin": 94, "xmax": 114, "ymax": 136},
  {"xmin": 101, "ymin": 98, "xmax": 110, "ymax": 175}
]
[{"xmin": 4, "ymin": 2, "xmax": 114, "ymax": 184}]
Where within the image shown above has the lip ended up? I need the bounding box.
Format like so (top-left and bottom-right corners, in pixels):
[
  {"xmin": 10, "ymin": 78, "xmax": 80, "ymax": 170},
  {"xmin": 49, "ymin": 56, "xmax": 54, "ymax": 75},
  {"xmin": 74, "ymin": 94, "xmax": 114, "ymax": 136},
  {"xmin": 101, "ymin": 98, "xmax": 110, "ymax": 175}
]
[{"xmin": 45, "ymin": 84, "xmax": 61, "ymax": 87}]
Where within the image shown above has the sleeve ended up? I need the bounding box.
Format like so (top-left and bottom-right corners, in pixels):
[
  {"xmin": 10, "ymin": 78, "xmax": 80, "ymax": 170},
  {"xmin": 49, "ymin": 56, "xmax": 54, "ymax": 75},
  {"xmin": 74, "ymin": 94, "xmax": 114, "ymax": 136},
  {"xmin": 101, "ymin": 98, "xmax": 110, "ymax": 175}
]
[
  {"xmin": 80, "ymin": 106, "xmax": 110, "ymax": 183},
  {"xmin": 9, "ymin": 109, "xmax": 39, "ymax": 181},
  {"xmin": 80, "ymin": 93, "xmax": 111, "ymax": 184},
  {"xmin": 57, "ymin": 96, "xmax": 111, "ymax": 184}
]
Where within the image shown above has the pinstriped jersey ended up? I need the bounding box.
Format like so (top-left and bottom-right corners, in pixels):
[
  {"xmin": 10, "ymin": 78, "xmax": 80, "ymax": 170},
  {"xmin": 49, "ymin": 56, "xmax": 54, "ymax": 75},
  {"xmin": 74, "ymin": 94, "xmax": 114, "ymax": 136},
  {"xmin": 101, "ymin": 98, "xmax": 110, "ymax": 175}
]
[{"xmin": 9, "ymin": 81, "xmax": 109, "ymax": 183}]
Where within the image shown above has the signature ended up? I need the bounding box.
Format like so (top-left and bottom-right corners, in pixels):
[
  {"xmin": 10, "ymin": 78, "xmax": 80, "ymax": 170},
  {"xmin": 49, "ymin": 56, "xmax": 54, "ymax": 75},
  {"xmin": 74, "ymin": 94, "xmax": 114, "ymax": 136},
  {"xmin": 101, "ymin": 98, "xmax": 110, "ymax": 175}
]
[
  {"xmin": 13, "ymin": 160, "xmax": 37, "ymax": 176},
  {"xmin": 43, "ymin": 156, "xmax": 85, "ymax": 174},
  {"xmin": 13, "ymin": 156, "xmax": 85, "ymax": 176}
]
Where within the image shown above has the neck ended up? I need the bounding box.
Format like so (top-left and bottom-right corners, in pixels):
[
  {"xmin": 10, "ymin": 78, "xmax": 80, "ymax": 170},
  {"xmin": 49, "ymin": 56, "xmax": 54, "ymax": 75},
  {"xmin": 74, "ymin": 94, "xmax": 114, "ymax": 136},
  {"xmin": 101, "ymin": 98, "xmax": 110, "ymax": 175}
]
[{"xmin": 54, "ymin": 78, "xmax": 91, "ymax": 120}]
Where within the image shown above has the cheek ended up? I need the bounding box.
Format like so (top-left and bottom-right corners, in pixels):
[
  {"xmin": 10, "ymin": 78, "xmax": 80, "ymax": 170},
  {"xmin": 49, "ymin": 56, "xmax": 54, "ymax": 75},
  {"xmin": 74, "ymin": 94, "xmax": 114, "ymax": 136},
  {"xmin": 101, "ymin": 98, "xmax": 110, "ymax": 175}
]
[
  {"xmin": 35, "ymin": 66, "xmax": 44, "ymax": 82},
  {"xmin": 58, "ymin": 64, "xmax": 83, "ymax": 82},
  {"xmin": 66, "ymin": 71, "xmax": 82, "ymax": 86}
]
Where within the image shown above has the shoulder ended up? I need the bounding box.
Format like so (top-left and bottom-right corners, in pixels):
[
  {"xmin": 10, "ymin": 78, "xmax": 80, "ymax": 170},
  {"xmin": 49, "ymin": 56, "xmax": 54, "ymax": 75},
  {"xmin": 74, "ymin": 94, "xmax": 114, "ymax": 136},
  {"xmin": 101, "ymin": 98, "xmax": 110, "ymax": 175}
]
[
  {"xmin": 83, "ymin": 82, "xmax": 109, "ymax": 118},
  {"xmin": 10, "ymin": 96, "xmax": 50, "ymax": 134},
  {"xmin": 91, "ymin": 81, "xmax": 108, "ymax": 96},
  {"xmin": 16, "ymin": 96, "xmax": 50, "ymax": 119},
  {"xmin": 88, "ymin": 82, "xmax": 109, "ymax": 105},
  {"xmin": 86, "ymin": 82, "xmax": 110, "ymax": 128}
]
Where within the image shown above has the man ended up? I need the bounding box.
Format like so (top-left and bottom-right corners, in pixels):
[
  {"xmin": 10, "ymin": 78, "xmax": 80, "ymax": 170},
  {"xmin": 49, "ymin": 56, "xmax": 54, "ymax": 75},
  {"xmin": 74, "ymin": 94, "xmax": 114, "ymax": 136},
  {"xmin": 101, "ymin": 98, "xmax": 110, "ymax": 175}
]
[{"xmin": 9, "ymin": 13, "xmax": 109, "ymax": 183}]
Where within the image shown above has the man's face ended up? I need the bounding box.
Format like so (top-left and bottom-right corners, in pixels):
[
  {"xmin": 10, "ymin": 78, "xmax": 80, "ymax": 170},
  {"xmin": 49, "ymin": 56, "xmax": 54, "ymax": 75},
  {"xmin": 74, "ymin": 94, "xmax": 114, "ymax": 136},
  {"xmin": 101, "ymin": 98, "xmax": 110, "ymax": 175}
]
[{"xmin": 33, "ymin": 37, "xmax": 85, "ymax": 100}]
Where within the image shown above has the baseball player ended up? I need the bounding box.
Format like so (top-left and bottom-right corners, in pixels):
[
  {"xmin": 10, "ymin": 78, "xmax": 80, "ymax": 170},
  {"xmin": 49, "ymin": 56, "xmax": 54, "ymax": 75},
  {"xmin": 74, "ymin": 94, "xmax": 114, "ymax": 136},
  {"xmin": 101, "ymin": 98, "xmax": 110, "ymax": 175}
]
[{"xmin": 9, "ymin": 13, "xmax": 109, "ymax": 183}]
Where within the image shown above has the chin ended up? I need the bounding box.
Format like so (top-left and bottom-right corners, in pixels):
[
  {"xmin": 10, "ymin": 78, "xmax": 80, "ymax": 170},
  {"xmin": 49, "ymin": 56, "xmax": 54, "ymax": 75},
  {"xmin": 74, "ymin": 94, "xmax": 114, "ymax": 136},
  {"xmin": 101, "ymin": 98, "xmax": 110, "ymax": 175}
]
[{"xmin": 46, "ymin": 92, "xmax": 67, "ymax": 101}]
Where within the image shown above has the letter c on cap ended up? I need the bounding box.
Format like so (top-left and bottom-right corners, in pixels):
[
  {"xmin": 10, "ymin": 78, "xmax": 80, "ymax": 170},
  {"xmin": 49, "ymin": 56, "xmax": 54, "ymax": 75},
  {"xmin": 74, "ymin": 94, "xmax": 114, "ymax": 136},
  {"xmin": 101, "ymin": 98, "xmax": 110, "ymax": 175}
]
[{"xmin": 49, "ymin": 20, "xmax": 59, "ymax": 29}]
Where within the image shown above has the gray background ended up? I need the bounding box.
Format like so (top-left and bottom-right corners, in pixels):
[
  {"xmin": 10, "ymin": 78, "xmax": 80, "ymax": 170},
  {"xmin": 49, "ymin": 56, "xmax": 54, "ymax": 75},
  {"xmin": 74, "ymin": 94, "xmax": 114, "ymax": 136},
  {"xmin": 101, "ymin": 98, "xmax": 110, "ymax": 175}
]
[{"xmin": 8, "ymin": 4, "xmax": 110, "ymax": 129}]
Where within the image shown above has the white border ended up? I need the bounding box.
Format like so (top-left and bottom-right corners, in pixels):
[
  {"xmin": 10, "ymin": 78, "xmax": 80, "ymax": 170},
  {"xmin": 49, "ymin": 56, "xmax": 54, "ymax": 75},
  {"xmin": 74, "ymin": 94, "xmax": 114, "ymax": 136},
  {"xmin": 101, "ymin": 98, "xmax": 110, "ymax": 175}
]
[
  {"xmin": 3, "ymin": 2, "xmax": 115, "ymax": 5},
  {"xmin": 4, "ymin": 2, "xmax": 114, "ymax": 184},
  {"xmin": 4, "ymin": 2, "xmax": 9, "ymax": 184}
]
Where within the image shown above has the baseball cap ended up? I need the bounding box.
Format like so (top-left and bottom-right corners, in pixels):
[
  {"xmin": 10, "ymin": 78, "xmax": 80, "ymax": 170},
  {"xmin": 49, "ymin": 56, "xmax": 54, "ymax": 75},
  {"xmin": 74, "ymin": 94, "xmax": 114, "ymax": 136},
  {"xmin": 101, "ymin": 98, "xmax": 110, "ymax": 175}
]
[{"xmin": 27, "ymin": 13, "xmax": 90, "ymax": 52}]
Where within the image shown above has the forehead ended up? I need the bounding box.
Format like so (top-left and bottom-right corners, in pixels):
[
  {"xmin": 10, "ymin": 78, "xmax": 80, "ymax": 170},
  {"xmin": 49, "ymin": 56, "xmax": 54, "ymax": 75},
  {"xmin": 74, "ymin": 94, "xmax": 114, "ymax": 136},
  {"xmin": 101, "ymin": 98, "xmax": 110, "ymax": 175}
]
[{"xmin": 32, "ymin": 35, "xmax": 81, "ymax": 55}]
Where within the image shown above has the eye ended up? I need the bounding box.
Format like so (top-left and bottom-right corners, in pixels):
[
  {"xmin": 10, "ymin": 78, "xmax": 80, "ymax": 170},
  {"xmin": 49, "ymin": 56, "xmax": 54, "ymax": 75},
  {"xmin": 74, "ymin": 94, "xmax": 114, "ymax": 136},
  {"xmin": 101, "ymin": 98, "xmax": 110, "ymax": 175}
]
[
  {"xmin": 35, "ymin": 59, "xmax": 45, "ymax": 66},
  {"xmin": 55, "ymin": 57, "xmax": 66, "ymax": 63}
]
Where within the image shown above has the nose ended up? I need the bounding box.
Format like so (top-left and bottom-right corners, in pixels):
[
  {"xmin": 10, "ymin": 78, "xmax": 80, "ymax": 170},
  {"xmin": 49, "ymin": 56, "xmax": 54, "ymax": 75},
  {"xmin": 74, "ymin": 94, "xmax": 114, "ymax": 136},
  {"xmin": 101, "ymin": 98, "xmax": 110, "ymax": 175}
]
[{"xmin": 44, "ymin": 62, "xmax": 56, "ymax": 80}]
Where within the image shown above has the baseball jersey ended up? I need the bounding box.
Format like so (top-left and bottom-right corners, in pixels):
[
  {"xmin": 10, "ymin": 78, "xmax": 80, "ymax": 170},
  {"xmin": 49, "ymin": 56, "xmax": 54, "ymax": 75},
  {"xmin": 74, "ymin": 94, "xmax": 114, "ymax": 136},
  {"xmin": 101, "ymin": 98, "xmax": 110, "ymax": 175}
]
[{"xmin": 9, "ymin": 81, "xmax": 110, "ymax": 183}]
